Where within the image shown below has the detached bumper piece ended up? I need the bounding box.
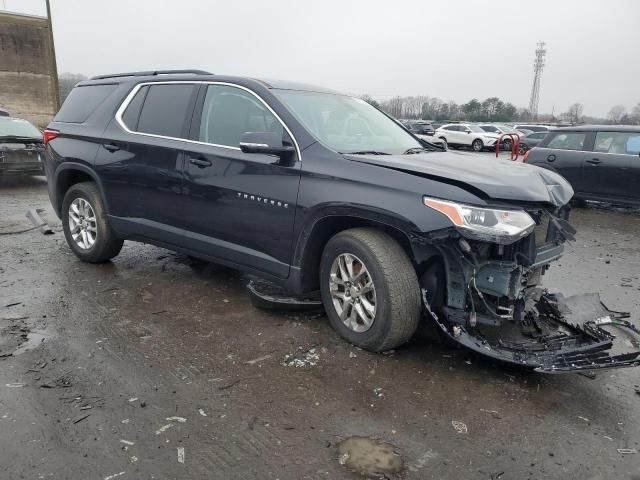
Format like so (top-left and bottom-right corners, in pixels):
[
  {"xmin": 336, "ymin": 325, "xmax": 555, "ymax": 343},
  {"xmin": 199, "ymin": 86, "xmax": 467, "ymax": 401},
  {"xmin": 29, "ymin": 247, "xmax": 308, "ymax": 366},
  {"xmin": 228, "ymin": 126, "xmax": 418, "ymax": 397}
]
[{"xmin": 431, "ymin": 292, "xmax": 640, "ymax": 373}]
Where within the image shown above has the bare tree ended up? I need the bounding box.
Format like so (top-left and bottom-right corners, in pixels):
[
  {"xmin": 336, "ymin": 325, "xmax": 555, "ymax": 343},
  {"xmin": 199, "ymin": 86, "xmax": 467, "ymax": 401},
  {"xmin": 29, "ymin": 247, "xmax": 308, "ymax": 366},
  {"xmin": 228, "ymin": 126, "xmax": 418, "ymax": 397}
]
[
  {"xmin": 58, "ymin": 72, "xmax": 88, "ymax": 103},
  {"xmin": 564, "ymin": 103, "xmax": 584, "ymax": 124},
  {"xmin": 607, "ymin": 105, "xmax": 627, "ymax": 124}
]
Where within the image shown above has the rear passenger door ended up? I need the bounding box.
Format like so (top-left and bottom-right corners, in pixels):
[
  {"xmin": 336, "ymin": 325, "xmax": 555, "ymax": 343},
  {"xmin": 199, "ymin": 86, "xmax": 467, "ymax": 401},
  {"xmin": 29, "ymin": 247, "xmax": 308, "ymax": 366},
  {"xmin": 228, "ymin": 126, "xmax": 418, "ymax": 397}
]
[
  {"xmin": 180, "ymin": 83, "xmax": 301, "ymax": 278},
  {"xmin": 532, "ymin": 131, "xmax": 590, "ymax": 191},
  {"xmin": 95, "ymin": 83, "xmax": 199, "ymax": 245},
  {"xmin": 582, "ymin": 131, "xmax": 640, "ymax": 202}
]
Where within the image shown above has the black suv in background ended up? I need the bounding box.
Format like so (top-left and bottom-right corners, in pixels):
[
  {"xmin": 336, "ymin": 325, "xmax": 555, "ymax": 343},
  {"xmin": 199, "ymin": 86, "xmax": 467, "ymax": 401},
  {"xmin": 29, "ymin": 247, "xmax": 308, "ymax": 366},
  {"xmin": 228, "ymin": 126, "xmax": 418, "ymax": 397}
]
[
  {"xmin": 43, "ymin": 70, "xmax": 640, "ymax": 372},
  {"xmin": 525, "ymin": 126, "xmax": 640, "ymax": 205}
]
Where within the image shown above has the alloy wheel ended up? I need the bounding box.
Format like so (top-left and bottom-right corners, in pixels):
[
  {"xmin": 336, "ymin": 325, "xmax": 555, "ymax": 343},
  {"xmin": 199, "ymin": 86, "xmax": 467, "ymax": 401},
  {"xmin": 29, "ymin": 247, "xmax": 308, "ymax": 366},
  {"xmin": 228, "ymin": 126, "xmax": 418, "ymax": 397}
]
[
  {"xmin": 329, "ymin": 253, "xmax": 377, "ymax": 333},
  {"xmin": 68, "ymin": 198, "xmax": 97, "ymax": 250}
]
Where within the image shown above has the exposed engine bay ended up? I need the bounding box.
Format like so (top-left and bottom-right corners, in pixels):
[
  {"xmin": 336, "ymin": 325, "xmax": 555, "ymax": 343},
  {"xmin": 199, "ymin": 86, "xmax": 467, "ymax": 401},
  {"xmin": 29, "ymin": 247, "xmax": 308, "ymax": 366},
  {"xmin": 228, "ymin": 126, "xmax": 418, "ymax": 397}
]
[{"xmin": 416, "ymin": 205, "xmax": 640, "ymax": 372}]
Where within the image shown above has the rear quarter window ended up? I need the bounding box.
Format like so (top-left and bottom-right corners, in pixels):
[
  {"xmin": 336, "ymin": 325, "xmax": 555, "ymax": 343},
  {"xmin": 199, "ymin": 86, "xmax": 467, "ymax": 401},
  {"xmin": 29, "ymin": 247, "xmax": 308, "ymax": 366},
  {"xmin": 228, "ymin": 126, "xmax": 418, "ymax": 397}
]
[{"xmin": 54, "ymin": 84, "xmax": 118, "ymax": 123}]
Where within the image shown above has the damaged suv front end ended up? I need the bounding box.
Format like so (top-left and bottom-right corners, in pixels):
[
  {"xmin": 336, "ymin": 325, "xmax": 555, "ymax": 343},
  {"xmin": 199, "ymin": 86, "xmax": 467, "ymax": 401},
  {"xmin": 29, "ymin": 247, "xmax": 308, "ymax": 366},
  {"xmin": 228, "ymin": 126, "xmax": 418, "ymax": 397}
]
[{"xmin": 418, "ymin": 195, "xmax": 640, "ymax": 372}]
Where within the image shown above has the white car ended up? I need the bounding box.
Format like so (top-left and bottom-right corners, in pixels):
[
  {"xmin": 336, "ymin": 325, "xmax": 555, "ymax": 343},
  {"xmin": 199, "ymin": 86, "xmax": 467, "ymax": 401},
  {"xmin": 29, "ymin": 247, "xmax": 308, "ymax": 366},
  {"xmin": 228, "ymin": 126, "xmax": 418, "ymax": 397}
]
[{"xmin": 434, "ymin": 124, "xmax": 499, "ymax": 152}]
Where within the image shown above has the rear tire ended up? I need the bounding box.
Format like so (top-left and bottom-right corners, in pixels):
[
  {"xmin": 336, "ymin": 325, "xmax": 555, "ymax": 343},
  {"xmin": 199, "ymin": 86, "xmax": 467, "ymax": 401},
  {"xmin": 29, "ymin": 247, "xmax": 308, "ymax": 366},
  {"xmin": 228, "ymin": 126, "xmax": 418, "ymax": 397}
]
[
  {"xmin": 319, "ymin": 228, "xmax": 421, "ymax": 352},
  {"xmin": 62, "ymin": 182, "xmax": 123, "ymax": 263}
]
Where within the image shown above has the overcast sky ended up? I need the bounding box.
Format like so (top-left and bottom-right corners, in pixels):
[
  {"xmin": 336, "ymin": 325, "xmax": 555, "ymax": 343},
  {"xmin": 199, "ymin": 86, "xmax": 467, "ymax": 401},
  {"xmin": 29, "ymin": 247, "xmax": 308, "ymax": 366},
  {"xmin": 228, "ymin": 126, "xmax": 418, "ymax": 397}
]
[{"xmin": 5, "ymin": 0, "xmax": 639, "ymax": 117}]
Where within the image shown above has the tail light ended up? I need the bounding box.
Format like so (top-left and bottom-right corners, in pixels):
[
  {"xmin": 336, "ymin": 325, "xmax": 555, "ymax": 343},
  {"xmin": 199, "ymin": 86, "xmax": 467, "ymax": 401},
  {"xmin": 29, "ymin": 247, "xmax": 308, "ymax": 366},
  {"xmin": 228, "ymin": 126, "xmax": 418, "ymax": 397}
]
[
  {"xmin": 43, "ymin": 129, "xmax": 59, "ymax": 145},
  {"xmin": 522, "ymin": 148, "xmax": 531, "ymax": 163}
]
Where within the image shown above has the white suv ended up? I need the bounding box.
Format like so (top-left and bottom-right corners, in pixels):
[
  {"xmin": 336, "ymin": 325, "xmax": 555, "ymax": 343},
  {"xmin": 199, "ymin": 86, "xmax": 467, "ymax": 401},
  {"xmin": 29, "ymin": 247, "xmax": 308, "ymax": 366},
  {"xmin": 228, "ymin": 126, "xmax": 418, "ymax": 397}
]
[{"xmin": 435, "ymin": 123, "xmax": 499, "ymax": 151}]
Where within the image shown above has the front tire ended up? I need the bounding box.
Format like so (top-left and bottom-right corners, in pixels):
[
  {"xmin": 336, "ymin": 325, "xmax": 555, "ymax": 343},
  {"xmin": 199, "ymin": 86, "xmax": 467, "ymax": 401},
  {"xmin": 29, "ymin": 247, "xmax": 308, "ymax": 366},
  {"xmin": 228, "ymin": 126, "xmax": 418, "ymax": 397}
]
[
  {"xmin": 319, "ymin": 228, "xmax": 421, "ymax": 352},
  {"xmin": 62, "ymin": 182, "xmax": 123, "ymax": 263},
  {"xmin": 472, "ymin": 139, "xmax": 484, "ymax": 152}
]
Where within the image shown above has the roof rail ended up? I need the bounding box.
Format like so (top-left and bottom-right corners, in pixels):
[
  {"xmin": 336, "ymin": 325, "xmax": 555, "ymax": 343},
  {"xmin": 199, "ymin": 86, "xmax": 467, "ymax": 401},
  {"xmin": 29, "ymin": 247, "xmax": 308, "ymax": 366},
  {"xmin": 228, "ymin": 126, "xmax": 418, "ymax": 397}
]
[{"xmin": 90, "ymin": 69, "xmax": 213, "ymax": 80}]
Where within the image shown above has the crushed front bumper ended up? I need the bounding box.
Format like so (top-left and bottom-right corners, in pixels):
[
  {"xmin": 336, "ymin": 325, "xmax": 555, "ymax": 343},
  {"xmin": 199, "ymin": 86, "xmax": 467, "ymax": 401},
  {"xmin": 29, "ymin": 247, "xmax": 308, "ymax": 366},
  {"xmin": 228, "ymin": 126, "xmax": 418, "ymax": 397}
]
[{"xmin": 427, "ymin": 291, "xmax": 640, "ymax": 373}]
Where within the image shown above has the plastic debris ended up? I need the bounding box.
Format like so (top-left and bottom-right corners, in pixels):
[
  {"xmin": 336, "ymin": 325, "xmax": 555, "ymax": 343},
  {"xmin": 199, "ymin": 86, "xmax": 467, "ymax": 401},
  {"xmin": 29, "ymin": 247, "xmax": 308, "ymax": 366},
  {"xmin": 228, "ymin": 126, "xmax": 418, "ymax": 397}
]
[
  {"xmin": 451, "ymin": 420, "xmax": 468, "ymax": 434},
  {"xmin": 166, "ymin": 416, "xmax": 186, "ymax": 423},
  {"xmin": 244, "ymin": 354, "xmax": 272, "ymax": 365},
  {"xmin": 5, "ymin": 383, "xmax": 26, "ymax": 388},
  {"xmin": 104, "ymin": 472, "xmax": 125, "ymax": 480},
  {"xmin": 349, "ymin": 351, "xmax": 357, "ymax": 358},
  {"xmin": 155, "ymin": 424, "xmax": 173, "ymax": 435},
  {"xmin": 198, "ymin": 409, "xmax": 207, "ymax": 417},
  {"xmin": 177, "ymin": 447, "xmax": 185, "ymax": 464},
  {"xmin": 120, "ymin": 440, "xmax": 135, "ymax": 446},
  {"xmin": 617, "ymin": 448, "xmax": 637, "ymax": 454}
]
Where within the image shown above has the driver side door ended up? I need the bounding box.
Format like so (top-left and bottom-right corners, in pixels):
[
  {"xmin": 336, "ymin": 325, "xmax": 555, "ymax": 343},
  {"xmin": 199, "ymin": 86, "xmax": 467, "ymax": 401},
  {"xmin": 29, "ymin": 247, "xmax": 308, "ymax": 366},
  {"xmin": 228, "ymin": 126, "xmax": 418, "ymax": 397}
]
[{"xmin": 180, "ymin": 83, "xmax": 301, "ymax": 278}]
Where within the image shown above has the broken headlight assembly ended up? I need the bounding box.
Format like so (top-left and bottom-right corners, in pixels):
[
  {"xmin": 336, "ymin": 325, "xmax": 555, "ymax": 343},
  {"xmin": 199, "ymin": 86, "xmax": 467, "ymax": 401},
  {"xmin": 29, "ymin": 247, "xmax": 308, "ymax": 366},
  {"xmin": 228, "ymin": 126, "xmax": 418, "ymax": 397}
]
[{"xmin": 423, "ymin": 197, "xmax": 535, "ymax": 245}]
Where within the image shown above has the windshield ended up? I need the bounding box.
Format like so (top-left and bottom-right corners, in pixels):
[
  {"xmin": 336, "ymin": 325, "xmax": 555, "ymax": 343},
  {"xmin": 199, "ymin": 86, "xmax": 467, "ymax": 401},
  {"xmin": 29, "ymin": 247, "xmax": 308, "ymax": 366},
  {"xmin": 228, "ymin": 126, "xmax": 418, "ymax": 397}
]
[
  {"xmin": 0, "ymin": 117, "xmax": 41, "ymax": 139},
  {"xmin": 273, "ymin": 90, "xmax": 423, "ymax": 154},
  {"xmin": 496, "ymin": 125, "xmax": 517, "ymax": 133}
]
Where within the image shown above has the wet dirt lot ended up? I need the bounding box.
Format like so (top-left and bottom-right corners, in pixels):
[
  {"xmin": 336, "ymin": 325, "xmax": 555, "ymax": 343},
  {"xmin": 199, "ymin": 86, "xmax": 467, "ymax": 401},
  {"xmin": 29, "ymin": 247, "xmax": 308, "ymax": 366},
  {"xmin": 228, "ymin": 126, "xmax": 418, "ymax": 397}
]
[{"xmin": 1, "ymin": 177, "xmax": 639, "ymax": 480}]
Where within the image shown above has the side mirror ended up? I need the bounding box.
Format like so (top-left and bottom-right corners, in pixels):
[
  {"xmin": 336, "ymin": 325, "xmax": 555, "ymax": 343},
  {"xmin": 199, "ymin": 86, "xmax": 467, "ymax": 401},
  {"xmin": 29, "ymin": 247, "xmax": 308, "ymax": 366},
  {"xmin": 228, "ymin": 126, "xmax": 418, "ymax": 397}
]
[
  {"xmin": 465, "ymin": 130, "xmax": 471, "ymax": 134},
  {"xmin": 239, "ymin": 132, "xmax": 295, "ymax": 159}
]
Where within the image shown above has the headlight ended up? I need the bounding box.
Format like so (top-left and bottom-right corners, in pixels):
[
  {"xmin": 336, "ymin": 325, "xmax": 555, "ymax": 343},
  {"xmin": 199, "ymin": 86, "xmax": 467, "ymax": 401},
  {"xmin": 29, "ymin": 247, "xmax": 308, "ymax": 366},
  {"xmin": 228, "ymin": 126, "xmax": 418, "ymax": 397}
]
[{"xmin": 424, "ymin": 197, "xmax": 535, "ymax": 244}]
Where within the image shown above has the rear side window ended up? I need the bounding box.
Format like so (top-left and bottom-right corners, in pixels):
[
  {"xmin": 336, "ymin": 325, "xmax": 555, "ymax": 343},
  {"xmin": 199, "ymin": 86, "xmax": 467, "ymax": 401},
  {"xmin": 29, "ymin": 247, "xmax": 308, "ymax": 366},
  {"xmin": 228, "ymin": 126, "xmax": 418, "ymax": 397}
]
[
  {"xmin": 594, "ymin": 131, "xmax": 640, "ymax": 155},
  {"xmin": 135, "ymin": 84, "xmax": 197, "ymax": 138},
  {"xmin": 546, "ymin": 132, "xmax": 586, "ymax": 151},
  {"xmin": 55, "ymin": 84, "xmax": 118, "ymax": 123}
]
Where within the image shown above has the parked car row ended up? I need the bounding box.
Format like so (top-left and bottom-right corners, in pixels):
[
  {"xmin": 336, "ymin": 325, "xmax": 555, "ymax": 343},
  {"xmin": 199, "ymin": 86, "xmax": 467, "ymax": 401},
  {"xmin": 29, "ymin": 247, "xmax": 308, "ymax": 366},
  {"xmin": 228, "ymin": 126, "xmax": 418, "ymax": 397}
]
[{"xmin": 525, "ymin": 125, "xmax": 640, "ymax": 206}]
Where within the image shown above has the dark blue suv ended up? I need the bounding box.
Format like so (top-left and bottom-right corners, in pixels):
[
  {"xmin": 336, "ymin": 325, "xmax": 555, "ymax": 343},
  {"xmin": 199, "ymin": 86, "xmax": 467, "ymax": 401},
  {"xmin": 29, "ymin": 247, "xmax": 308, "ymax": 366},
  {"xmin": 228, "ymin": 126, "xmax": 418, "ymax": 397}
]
[{"xmin": 42, "ymin": 70, "xmax": 639, "ymax": 372}]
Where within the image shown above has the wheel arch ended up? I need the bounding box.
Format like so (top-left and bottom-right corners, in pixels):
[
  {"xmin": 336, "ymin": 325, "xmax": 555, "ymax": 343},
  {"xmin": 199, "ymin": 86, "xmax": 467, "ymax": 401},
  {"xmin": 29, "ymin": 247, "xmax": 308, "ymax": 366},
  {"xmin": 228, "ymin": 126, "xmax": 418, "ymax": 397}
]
[
  {"xmin": 292, "ymin": 207, "xmax": 433, "ymax": 294},
  {"xmin": 53, "ymin": 163, "xmax": 108, "ymax": 217}
]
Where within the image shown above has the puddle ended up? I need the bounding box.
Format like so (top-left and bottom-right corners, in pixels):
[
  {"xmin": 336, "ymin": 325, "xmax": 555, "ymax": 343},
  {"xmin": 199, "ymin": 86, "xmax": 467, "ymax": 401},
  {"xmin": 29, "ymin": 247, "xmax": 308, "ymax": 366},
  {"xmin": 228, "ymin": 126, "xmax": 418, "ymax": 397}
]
[
  {"xmin": 13, "ymin": 329, "xmax": 51, "ymax": 355},
  {"xmin": 337, "ymin": 436, "xmax": 403, "ymax": 477}
]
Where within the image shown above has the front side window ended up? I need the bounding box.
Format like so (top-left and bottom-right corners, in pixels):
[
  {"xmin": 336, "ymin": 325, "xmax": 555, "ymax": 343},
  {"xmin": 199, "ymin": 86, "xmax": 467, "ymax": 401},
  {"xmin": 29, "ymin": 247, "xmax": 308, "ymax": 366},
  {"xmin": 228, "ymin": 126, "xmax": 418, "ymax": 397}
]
[
  {"xmin": 274, "ymin": 90, "xmax": 423, "ymax": 155},
  {"xmin": 546, "ymin": 132, "xmax": 586, "ymax": 151},
  {"xmin": 199, "ymin": 85, "xmax": 284, "ymax": 147},
  {"xmin": 134, "ymin": 84, "xmax": 197, "ymax": 138},
  {"xmin": 481, "ymin": 125, "xmax": 498, "ymax": 132},
  {"xmin": 594, "ymin": 131, "xmax": 640, "ymax": 155}
]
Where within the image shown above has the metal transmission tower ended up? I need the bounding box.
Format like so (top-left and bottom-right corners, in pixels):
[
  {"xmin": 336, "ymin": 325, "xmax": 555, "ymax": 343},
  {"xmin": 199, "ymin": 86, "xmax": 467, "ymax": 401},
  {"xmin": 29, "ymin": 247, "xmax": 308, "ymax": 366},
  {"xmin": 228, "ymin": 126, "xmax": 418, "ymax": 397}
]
[{"xmin": 528, "ymin": 42, "xmax": 546, "ymax": 119}]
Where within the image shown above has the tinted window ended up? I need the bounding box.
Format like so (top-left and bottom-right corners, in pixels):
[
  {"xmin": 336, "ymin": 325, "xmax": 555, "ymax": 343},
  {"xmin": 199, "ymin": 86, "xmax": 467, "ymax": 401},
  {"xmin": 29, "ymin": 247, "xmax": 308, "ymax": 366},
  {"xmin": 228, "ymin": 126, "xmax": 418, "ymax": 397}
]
[
  {"xmin": 137, "ymin": 84, "xmax": 197, "ymax": 138},
  {"xmin": 199, "ymin": 85, "xmax": 283, "ymax": 147},
  {"xmin": 530, "ymin": 132, "xmax": 546, "ymax": 140},
  {"xmin": 121, "ymin": 86, "xmax": 148, "ymax": 131},
  {"xmin": 481, "ymin": 125, "xmax": 497, "ymax": 132},
  {"xmin": 546, "ymin": 132, "xmax": 586, "ymax": 151},
  {"xmin": 55, "ymin": 84, "xmax": 118, "ymax": 123},
  {"xmin": 594, "ymin": 131, "xmax": 640, "ymax": 155},
  {"xmin": 444, "ymin": 125, "xmax": 457, "ymax": 131}
]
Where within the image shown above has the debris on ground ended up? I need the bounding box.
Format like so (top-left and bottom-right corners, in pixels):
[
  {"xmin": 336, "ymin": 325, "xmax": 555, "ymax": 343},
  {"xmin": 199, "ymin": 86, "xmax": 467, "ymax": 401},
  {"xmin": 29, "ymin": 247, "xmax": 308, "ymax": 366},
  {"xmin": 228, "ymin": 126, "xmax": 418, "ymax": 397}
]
[
  {"xmin": 177, "ymin": 446, "xmax": 185, "ymax": 464},
  {"xmin": 166, "ymin": 416, "xmax": 186, "ymax": 423},
  {"xmin": 104, "ymin": 472, "xmax": 125, "ymax": 480},
  {"xmin": 349, "ymin": 351, "xmax": 357, "ymax": 359},
  {"xmin": 480, "ymin": 409, "xmax": 502, "ymax": 419},
  {"xmin": 155, "ymin": 424, "xmax": 174, "ymax": 435},
  {"xmin": 451, "ymin": 420, "xmax": 468, "ymax": 434},
  {"xmin": 244, "ymin": 354, "xmax": 272, "ymax": 365},
  {"xmin": 337, "ymin": 436, "xmax": 403, "ymax": 477},
  {"xmin": 120, "ymin": 440, "xmax": 134, "ymax": 446},
  {"xmin": 578, "ymin": 416, "xmax": 590, "ymax": 423},
  {"xmin": 72, "ymin": 414, "xmax": 90, "ymax": 424},
  {"xmin": 198, "ymin": 409, "xmax": 207, "ymax": 417},
  {"xmin": 617, "ymin": 448, "xmax": 638, "ymax": 454},
  {"xmin": 282, "ymin": 347, "xmax": 320, "ymax": 367},
  {"xmin": 373, "ymin": 387, "xmax": 384, "ymax": 398},
  {"xmin": 5, "ymin": 383, "xmax": 26, "ymax": 388}
]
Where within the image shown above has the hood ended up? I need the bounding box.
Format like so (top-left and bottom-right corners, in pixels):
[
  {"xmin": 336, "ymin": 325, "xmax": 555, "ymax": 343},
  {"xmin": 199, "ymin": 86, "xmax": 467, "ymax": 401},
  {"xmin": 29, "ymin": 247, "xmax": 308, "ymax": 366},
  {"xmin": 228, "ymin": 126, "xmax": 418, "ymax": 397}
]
[{"xmin": 347, "ymin": 151, "xmax": 574, "ymax": 207}]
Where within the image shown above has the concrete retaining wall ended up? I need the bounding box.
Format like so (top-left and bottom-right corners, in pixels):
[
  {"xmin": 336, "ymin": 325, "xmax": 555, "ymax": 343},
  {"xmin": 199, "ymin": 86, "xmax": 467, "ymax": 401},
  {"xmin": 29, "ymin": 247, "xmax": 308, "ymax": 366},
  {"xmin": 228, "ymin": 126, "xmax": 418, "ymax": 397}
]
[{"xmin": 0, "ymin": 12, "xmax": 58, "ymax": 128}]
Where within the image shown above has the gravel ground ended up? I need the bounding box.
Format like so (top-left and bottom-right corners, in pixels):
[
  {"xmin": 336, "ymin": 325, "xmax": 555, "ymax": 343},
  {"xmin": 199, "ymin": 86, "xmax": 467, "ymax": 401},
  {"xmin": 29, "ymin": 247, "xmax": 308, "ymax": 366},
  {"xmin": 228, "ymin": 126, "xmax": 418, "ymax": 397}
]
[{"xmin": 1, "ymin": 176, "xmax": 639, "ymax": 480}]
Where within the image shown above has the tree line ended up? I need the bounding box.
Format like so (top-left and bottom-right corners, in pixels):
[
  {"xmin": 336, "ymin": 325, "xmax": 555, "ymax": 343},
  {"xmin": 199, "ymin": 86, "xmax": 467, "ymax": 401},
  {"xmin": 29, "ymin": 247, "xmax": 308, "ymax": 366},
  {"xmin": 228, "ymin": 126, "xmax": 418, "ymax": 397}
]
[
  {"xmin": 361, "ymin": 94, "xmax": 640, "ymax": 125},
  {"xmin": 56, "ymin": 72, "xmax": 640, "ymax": 126}
]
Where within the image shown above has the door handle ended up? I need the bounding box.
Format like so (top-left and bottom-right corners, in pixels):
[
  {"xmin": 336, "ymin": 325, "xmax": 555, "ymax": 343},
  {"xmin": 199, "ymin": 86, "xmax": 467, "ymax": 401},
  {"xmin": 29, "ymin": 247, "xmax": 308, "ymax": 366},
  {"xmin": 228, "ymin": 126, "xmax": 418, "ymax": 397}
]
[
  {"xmin": 546, "ymin": 154, "xmax": 556, "ymax": 162},
  {"xmin": 189, "ymin": 156, "xmax": 212, "ymax": 168},
  {"xmin": 103, "ymin": 143, "xmax": 120, "ymax": 153},
  {"xmin": 586, "ymin": 158, "xmax": 602, "ymax": 165}
]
